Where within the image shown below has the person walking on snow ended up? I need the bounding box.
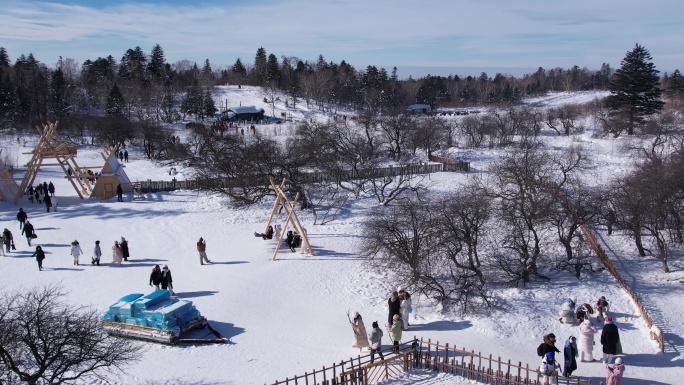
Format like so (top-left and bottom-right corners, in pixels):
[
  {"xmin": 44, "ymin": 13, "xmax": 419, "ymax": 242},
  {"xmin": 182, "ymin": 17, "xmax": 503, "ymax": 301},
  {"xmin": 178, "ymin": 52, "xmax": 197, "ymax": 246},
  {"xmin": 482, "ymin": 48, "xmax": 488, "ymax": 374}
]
[
  {"xmin": 538, "ymin": 333, "xmax": 561, "ymax": 357},
  {"xmin": 44, "ymin": 194, "xmax": 52, "ymax": 213},
  {"xmin": 112, "ymin": 241, "xmax": 123, "ymax": 265},
  {"xmin": 70, "ymin": 240, "xmax": 83, "ymax": 265},
  {"xmin": 563, "ymin": 336, "xmax": 578, "ymax": 377},
  {"xmin": 120, "ymin": 237, "xmax": 129, "ymax": 261},
  {"xmin": 32, "ymin": 245, "xmax": 45, "ymax": 271},
  {"xmin": 389, "ymin": 314, "xmax": 403, "ymax": 353},
  {"xmin": 124, "ymin": 149, "xmax": 129, "ymax": 162},
  {"xmin": 3, "ymin": 228, "xmax": 13, "ymax": 253},
  {"xmin": 197, "ymin": 237, "xmax": 212, "ymax": 265},
  {"xmin": 48, "ymin": 181, "xmax": 55, "ymax": 197},
  {"xmin": 16, "ymin": 208, "xmax": 27, "ymax": 229},
  {"xmin": 92, "ymin": 240, "xmax": 102, "ymax": 265},
  {"xmin": 0, "ymin": 231, "xmax": 5, "ymax": 257},
  {"xmin": 368, "ymin": 321, "xmax": 385, "ymax": 363},
  {"xmin": 606, "ymin": 357, "xmax": 625, "ymax": 385},
  {"xmin": 22, "ymin": 220, "xmax": 35, "ymax": 247},
  {"xmin": 160, "ymin": 265, "xmax": 174, "ymax": 294},
  {"xmin": 387, "ymin": 291, "xmax": 401, "ymax": 327},
  {"xmin": 149, "ymin": 265, "xmax": 162, "ymax": 290},
  {"xmin": 578, "ymin": 319, "xmax": 598, "ymax": 362},
  {"xmin": 400, "ymin": 291, "xmax": 412, "ymax": 330},
  {"xmin": 601, "ymin": 317, "xmax": 620, "ymax": 364}
]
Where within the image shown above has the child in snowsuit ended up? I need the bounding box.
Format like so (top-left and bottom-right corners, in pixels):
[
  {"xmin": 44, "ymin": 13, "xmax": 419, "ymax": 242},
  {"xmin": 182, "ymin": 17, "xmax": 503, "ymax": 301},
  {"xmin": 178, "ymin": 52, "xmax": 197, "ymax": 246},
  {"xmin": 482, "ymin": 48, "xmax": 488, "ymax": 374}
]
[
  {"xmin": 389, "ymin": 314, "xmax": 403, "ymax": 353},
  {"xmin": 92, "ymin": 240, "xmax": 102, "ymax": 266},
  {"xmin": 540, "ymin": 352, "xmax": 561, "ymax": 384},
  {"xmin": 558, "ymin": 297, "xmax": 577, "ymax": 324},
  {"xmin": 70, "ymin": 240, "xmax": 83, "ymax": 265},
  {"xmin": 606, "ymin": 357, "xmax": 625, "ymax": 385}
]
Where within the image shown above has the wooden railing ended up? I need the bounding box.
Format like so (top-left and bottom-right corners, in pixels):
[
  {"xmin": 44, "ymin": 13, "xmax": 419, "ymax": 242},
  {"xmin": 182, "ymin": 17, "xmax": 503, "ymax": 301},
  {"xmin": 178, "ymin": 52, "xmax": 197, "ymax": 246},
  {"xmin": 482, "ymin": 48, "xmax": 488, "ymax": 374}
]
[
  {"xmin": 133, "ymin": 161, "xmax": 470, "ymax": 194},
  {"xmin": 267, "ymin": 338, "xmax": 603, "ymax": 385},
  {"xmin": 580, "ymin": 224, "xmax": 666, "ymax": 352}
]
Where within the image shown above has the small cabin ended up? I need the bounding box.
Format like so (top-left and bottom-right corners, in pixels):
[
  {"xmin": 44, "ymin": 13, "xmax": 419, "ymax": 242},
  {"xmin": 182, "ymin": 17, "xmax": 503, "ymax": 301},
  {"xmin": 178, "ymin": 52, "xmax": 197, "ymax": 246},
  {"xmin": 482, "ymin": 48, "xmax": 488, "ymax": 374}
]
[{"xmin": 221, "ymin": 106, "xmax": 265, "ymax": 122}]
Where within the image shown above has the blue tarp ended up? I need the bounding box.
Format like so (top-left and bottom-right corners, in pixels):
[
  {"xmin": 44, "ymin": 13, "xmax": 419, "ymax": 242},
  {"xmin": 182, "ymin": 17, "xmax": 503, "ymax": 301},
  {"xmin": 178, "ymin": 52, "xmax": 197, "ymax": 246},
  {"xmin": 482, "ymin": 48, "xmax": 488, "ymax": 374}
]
[{"xmin": 100, "ymin": 291, "xmax": 203, "ymax": 331}]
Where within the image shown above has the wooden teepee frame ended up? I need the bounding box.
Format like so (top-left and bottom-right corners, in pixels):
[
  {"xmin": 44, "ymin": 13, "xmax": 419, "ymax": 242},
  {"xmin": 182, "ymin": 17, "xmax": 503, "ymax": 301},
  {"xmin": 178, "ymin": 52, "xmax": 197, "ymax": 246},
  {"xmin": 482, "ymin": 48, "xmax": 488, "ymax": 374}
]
[
  {"xmin": 15, "ymin": 121, "xmax": 92, "ymax": 203},
  {"xmin": 266, "ymin": 178, "xmax": 314, "ymax": 260}
]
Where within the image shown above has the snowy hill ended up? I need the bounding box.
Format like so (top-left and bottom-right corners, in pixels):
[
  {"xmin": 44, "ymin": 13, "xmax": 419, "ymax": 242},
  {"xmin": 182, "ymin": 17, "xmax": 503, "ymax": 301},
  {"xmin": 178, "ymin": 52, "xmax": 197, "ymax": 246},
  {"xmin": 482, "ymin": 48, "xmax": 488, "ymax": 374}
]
[{"xmin": 0, "ymin": 88, "xmax": 680, "ymax": 385}]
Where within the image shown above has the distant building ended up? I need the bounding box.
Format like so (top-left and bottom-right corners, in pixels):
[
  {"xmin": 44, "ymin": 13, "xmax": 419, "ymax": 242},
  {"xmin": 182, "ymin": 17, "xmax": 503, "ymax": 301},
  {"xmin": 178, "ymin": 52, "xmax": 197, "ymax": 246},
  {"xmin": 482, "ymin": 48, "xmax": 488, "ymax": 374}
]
[
  {"xmin": 406, "ymin": 104, "xmax": 432, "ymax": 114},
  {"xmin": 221, "ymin": 106, "xmax": 265, "ymax": 121}
]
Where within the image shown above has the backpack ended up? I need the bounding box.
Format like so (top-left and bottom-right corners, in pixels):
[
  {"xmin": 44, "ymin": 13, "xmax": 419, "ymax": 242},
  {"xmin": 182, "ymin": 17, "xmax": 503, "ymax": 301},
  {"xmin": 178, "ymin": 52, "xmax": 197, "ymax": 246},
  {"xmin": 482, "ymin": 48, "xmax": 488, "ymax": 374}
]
[{"xmin": 537, "ymin": 343, "xmax": 544, "ymax": 357}]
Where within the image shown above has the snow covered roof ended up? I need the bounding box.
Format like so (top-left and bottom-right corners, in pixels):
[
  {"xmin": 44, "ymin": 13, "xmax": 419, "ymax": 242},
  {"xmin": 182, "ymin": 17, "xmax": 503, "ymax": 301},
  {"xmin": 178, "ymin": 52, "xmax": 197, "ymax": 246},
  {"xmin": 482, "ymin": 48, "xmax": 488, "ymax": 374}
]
[
  {"xmin": 224, "ymin": 105, "xmax": 264, "ymax": 114},
  {"xmin": 407, "ymin": 104, "xmax": 431, "ymax": 111}
]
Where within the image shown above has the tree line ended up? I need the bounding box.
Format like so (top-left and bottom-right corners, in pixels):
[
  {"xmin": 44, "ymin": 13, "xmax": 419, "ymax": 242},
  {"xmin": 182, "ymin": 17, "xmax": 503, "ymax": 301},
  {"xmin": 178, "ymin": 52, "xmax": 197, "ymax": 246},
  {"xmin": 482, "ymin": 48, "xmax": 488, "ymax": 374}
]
[{"xmin": 2, "ymin": 43, "xmax": 683, "ymax": 131}]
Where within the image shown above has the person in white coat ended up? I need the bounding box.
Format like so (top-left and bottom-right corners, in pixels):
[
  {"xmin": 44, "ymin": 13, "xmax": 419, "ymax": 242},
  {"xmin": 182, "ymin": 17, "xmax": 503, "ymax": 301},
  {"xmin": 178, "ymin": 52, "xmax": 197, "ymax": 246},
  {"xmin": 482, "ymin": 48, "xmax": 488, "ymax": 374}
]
[
  {"xmin": 70, "ymin": 240, "xmax": 83, "ymax": 265},
  {"xmin": 578, "ymin": 319, "xmax": 598, "ymax": 362},
  {"xmin": 400, "ymin": 291, "xmax": 412, "ymax": 330}
]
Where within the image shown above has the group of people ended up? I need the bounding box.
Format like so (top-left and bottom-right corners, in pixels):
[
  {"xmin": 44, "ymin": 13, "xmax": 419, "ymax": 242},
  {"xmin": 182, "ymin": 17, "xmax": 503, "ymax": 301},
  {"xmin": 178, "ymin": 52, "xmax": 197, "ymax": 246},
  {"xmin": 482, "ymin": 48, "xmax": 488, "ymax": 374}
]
[
  {"xmin": 149, "ymin": 264, "xmax": 174, "ymax": 294},
  {"xmin": 254, "ymin": 225, "xmax": 304, "ymax": 253},
  {"xmin": 26, "ymin": 182, "xmax": 56, "ymax": 212},
  {"xmin": 540, "ymin": 295, "xmax": 623, "ymax": 384},
  {"xmin": 118, "ymin": 149, "xmax": 129, "ymax": 163}
]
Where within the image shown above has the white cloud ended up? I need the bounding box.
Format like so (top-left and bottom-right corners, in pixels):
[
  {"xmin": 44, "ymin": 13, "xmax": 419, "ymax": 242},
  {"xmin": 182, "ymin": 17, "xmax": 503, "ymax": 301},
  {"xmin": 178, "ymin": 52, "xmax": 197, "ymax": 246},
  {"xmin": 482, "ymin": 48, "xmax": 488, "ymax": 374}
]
[{"xmin": 0, "ymin": 0, "xmax": 682, "ymax": 73}]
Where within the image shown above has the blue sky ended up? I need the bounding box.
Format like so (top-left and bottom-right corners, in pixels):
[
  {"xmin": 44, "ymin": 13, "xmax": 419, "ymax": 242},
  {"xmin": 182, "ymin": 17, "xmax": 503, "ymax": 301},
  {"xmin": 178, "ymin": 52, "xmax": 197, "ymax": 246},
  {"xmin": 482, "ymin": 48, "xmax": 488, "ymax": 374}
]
[{"xmin": 1, "ymin": 0, "xmax": 682, "ymax": 78}]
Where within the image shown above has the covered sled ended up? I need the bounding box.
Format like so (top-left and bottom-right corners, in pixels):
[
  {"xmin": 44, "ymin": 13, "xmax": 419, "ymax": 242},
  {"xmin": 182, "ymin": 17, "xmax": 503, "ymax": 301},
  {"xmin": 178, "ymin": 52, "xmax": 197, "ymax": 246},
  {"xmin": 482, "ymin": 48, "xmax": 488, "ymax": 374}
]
[
  {"xmin": 100, "ymin": 290, "xmax": 227, "ymax": 345},
  {"xmin": 349, "ymin": 311, "xmax": 370, "ymax": 350}
]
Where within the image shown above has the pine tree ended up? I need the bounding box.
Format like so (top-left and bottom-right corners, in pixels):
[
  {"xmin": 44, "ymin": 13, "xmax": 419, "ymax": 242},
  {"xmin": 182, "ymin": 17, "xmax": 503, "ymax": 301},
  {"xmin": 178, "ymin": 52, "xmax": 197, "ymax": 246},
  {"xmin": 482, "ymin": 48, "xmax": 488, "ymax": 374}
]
[
  {"xmin": 266, "ymin": 54, "xmax": 280, "ymax": 84},
  {"xmin": 605, "ymin": 43, "xmax": 665, "ymax": 135},
  {"xmin": 232, "ymin": 58, "xmax": 246, "ymax": 76},
  {"xmin": 148, "ymin": 44, "xmax": 166, "ymax": 82},
  {"xmin": 665, "ymin": 69, "xmax": 684, "ymax": 105},
  {"xmin": 254, "ymin": 47, "xmax": 267, "ymax": 85},
  {"xmin": 106, "ymin": 83, "xmax": 125, "ymax": 115},
  {"xmin": 50, "ymin": 65, "xmax": 67, "ymax": 114},
  {"xmin": 202, "ymin": 90, "xmax": 217, "ymax": 119},
  {"xmin": 0, "ymin": 47, "xmax": 10, "ymax": 67}
]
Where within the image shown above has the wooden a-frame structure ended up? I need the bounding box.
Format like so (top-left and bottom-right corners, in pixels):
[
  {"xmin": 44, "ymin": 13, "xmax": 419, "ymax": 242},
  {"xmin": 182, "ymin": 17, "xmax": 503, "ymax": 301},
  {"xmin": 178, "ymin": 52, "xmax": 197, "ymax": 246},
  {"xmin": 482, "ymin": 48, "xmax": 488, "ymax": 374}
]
[
  {"xmin": 0, "ymin": 149, "xmax": 20, "ymax": 202},
  {"xmin": 15, "ymin": 121, "xmax": 92, "ymax": 203},
  {"xmin": 265, "ymin": 178, "xmax": 314, "ymax": 260}
]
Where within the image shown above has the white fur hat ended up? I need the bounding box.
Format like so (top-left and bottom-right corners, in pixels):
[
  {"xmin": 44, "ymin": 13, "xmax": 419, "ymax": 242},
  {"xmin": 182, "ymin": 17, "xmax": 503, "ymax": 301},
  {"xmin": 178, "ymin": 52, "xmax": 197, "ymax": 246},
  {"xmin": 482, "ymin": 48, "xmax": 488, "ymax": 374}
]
[{"xmin": 615, "ymin": 357, "xmax": 622, "ymax": 364}]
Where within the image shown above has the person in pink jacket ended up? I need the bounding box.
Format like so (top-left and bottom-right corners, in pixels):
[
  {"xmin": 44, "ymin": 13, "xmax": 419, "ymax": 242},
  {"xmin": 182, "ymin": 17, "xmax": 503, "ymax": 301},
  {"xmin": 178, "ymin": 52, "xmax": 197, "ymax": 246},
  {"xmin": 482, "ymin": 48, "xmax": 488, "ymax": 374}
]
[
  {"xmin": 606, "ymin": 357, "xmax": 625, "ymax": 385},
  {"xmin": 578, "ymin": 319, "xmax": 598, "ymax": 362},
  {"xmin": 112, "ymin": 240, "xmax": 123, "ymax": 265}
]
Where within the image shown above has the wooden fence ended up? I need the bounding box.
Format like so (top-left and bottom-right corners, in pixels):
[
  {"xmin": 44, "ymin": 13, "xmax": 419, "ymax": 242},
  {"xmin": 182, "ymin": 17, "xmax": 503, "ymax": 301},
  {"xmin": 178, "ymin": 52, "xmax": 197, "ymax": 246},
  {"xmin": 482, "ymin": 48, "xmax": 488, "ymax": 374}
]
[
  {"xmin": 133, "ymin": 160, "xmax": 469, "ymax": 194},
  {"xmin": 268, "ymin": 338, "xmax": 603, "ymax": 385},
  {"xmin": 580, "ymin": 224, "xmax": 666, "ymax": 352},
  {"xmin": 428, "ymin": 154, "xmax": 471, "ymax": 172}
]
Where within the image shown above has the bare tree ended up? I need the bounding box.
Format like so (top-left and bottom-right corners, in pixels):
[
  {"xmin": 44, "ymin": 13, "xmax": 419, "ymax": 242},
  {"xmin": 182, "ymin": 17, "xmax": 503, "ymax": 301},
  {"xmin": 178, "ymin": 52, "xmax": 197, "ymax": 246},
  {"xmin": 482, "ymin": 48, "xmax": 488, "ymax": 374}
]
[{"xmin": 0, "ymin": 285, "xmax": 140, "ymax": 385}]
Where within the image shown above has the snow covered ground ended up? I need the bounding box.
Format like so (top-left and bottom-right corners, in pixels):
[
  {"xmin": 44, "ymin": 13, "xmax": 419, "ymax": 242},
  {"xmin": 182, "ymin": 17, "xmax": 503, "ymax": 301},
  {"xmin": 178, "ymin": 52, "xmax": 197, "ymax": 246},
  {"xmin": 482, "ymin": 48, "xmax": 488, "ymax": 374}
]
[{"xmin": 0, "ymin": 88, "xmax": 681, "ymax": 385}]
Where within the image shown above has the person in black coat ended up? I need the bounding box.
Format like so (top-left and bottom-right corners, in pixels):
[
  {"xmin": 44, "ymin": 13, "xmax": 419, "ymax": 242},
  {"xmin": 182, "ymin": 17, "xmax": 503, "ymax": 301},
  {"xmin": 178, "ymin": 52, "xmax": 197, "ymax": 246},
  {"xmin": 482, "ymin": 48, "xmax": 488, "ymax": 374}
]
[
  {"xmin": 285, "ymin": 230, "xmax": 294, "ymax": 251},
  {"xmin": 387, "ymin": 291, "xmax": 401, "ymax": 326},
  {"xmin": 601, "ymin": 317, "xmax": 620, "ymax": 364},
  {"xmin": 32, "ymin": 245, "xmax": 45, "ymax": 271},
  {"xmin": 2, "ymin": 228, "xmax": 13, "ymax": 253},
  {"xmin": 44, "ymin": 194, "xmax": 52, "ymax": 213},
  {"xmin": 22, "ymin": 220, "xmax": 35, "ymax": 246},
  {"xmin": 120, "ymin": 237, "xmax": 129, "ymax": 261},
  {"xmin": 16, "ymin": 208, "xmax": 27, "ymax": 229},
  {"xmin": 116, "ymin": 184, "xmax": 124, "ymax": 202},
  {"xmin": 160, "ymin": 265, "xmax": 174, "ymax": 294},
  {"xmin": 538, "ymin": 333, "xmax": 561, "ymax": 357},
  {"xmin": 149, "ymin": 265, "xmax": 162, "ymax": 290}
]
